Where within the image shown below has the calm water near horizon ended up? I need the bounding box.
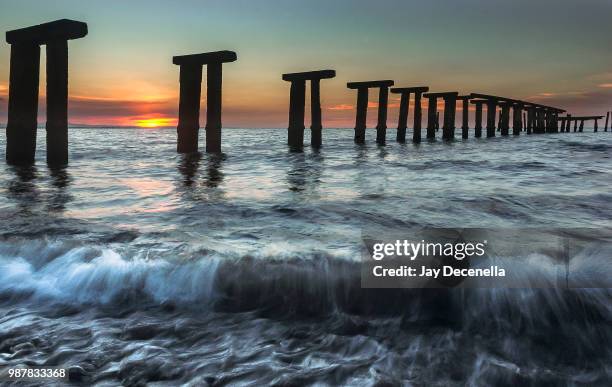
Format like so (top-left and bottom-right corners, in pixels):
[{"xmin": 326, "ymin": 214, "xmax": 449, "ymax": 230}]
[{"xmin": 0, "ymin": 128, "xmax": 610, "ymax": 385}]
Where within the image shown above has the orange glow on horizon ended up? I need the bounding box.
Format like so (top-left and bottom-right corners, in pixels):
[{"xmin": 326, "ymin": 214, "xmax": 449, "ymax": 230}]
[{"xmin": 134, "ymin": 116, "xmax": 177, "ymax": 128}]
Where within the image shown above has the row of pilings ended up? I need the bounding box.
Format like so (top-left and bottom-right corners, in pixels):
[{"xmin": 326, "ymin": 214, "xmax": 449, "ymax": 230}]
[{"xmin": 2, "ymin": 19, "xmax": 609, "ymax": 165}]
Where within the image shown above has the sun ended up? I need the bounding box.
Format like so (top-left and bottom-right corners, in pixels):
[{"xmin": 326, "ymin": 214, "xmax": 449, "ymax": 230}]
[{"xmin": 135, "ymin": 117, "xmax": 176, "ymax": 128}]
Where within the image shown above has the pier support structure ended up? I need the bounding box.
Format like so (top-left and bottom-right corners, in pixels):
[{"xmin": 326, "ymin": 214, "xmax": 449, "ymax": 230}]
[
  {"xmin": 283, "ymin": 70, "xmax": 336, "ymax": 150},
  {"xmin": 457, "ymin": 95, "xmax": 471, "ymax": 139},
  {"xmin": 390, "ymin": 86, "xmax": 429, "ymax": 143},
  {"xmin": 423, "ymin": 92, "xmax": 459, "ymax": 140},
  {"xmin": 498, "ymin": 101, "xmax": 511, "ymax": 136},
  {"xmin": 347, "ymin": 80, "xmax": 394, "ymax": 144},
  {"xmin": 173, "ymin": 50, "xmax": 237, "ymax": 153},
  {"xmin": 470, "ymin": 99, "xmax": 486, "ymax": 138},
  {"xmin": 5, "ymin": 19, "xmax": 87, "ymax": 165},
  {"xmin": 512, "ymin": 103, "xmax": 523, "ymax": 135}
]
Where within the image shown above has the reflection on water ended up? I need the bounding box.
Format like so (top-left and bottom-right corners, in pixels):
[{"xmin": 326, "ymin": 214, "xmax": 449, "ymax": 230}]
[
  {"xmin": 47, "ymin": 166, "xmax": 72, "ymax": 212},
  {"xmin": 286, "ymin": 151, "xmax": 323, "ymax": 194},
  {"xmin": 6, "ymin": 165, "xmax": 40, "ymax": 213},
  {"xmin": 178, "ymin": 152, "xmax": 202, "ymax": 187},
  {"xmin": 205, "ymin": 153, "xmax": 224, "ymax": 188}
]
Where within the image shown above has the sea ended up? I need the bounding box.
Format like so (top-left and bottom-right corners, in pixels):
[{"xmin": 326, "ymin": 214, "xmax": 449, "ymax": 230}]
[{"xmin": 0, "ymin": 127, "xmax": 610, "ymax": 386}]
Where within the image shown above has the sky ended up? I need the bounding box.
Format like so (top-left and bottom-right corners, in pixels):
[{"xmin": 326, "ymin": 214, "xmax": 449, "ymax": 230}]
[{"xmin": 0, "ymin": 0, "xmax": 612, "ymax": 128}]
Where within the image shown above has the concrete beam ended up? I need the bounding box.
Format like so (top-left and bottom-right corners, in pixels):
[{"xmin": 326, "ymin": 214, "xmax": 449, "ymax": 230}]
[
  {"xmin": 6, "ymin": 19, "xmax": 87, "ymax": 45},
  {"xmin": 282, "ymin": 70, "xmax": 335, "ymax": 81},
  {"xmin": 391, "ymin": 86, "xmax": 429, "ymax": 94},
  {"xmin": 347, "ymin": 80, "xmax": 394, "ymax": 89},
  {"xmin": 173, "ymin": 50, "xmax": 237, "ymax": 66}
]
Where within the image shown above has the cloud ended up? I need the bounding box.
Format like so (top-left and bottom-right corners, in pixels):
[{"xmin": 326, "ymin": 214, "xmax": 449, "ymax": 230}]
[
  {"xmin": 327, "ymin": 104, "xmax": 354, "ymax": 111},
  {"xmin": 598, "ymin": 83, "xmax": 612, "ymax": 88}
]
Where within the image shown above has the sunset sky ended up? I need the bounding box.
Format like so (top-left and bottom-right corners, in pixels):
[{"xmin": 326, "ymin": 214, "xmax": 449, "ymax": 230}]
[{"xmin": 1, "ymin": 0, "xmax": 612, "ymax": 128}]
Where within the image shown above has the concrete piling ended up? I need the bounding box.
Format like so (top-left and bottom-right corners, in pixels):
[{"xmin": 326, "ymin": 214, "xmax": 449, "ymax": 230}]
[
  {"xmin": 283, "ymin": 70, "xmax": 335, "ymax": 149},
  {"xmin": 347, "ymin": 80, "xmax": 394, "ymax": 144},
  {"xmin": 174, "ymin": 50, "xmax": 237, "ymax": 153},
  {"xmin": 5, "ymin": 19, "xmax": 87, "ymax": 165}
]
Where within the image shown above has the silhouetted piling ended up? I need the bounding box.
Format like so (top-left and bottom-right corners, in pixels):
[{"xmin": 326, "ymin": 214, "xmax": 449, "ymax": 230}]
[
  {"xmin": 425, "ymin": 95, "xmax": 437, "ymax": 139},
  {"xmin": 413, "ymin": 91, "xmax": 425, "ymax": 143},
  {"xmin": 486, "ymin": 99, "xmax": 497, "ymax": 137},
  {"xmin": 283, "ymin": 70, "xmax": 335, "ymax": 149},
  {"xmin": 579, "ymin": 119, "xmax": 584, "ymax": 132},
  {"xmin": 606, "ymin": 112, "xmax": 610, "ymax": 132},
  {"xmin": 442, "ymin": 93, "xmax": 458, "ymax": 140},
  {"xmin": 390, "ymin": 86, "xmax": 428, "ymax": 143},
  {"xmin": 395, "ymin": 92, "xmax": 409, "ymax": 142},
  {"xmin": 46, "ymin": 40, "xmax": 69, "ymax": 164},
  {"xmin": 310, "ymin": 79, "xmax": 322, "ymax": 147},
  {"xmin": 565, "ymin": 114, "xmax": 571, "ymax": 132},
  {"xmin": 512, "ymin": 103, "xmax": 522, "ymax": 135},
  {"xmin": 347, "ymin": 80, "xmax": 394, "ymax": 144},
  {"xmin": 498, "ymin": 102, "xmax": 511, "ymax": 136},
  {"xmin": 471, "ymin": 99, "xmax": 485, "ymax": 138},
  {"xmin": 174, "ymin": 50, "xmax": 237, "ymax": 153},
  {"xmin": 376, "ymin": 87, "xmax": 389, "ymax": 144},
  {"xmin": 5, "ymin": 19, "xmax": 87, "ymax": 165},
  {"xmin": 424, "ymin": 92, "xmax": 458, "ymax": 140},
  {"xmin": 594, "ymin": 118, "xmax": 599, "ymax": 132},
  {"xmin": 458, "ymin": 96, "xmax": 470, "ymax": 139}
]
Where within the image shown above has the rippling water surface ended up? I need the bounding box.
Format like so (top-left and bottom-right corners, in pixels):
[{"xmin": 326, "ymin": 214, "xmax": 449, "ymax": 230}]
[{"xmin": 0, "ymin": 128, "xmax": 611, "ymax": 385}]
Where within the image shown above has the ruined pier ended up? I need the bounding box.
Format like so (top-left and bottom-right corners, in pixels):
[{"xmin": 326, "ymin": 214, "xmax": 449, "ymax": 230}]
[
  {"xmin": 174, "ymin": 50, "xmax": 237, "ymax": 153},
  {"xmin": 5, "ymin": 19, "xmax": 87, "ymax": 165},
  {"xmin": 347, "ymin": 80, "xmax": 394, "ymax": 144},
  {"xmin": 390, "ymin": 86, "xmax": 429, "ymax": 143},
  {"xmin": 283, "ymin": 70, "xmax": 336, "ymax": 150}
]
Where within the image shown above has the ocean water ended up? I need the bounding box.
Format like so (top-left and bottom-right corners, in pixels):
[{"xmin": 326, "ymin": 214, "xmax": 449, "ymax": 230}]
[{"xmin": 0, "ymin": 128, "xmax": 611, "ymax": 386}]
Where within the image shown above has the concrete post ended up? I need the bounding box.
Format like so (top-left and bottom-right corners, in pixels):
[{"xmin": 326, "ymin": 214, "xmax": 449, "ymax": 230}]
[
  {"xmin": 579, "ymin": 120, "xmax": 584, "ymax": 132},
  {"xmin": 460, "ymin": 97, "xmax": 469, "ymax": 139},
  {"xmin": 499, "ymin": 102, "xmax": 510, "ymax": 136},
  {"xmin": 354, "ymin": 88, "xmax": 368, "ymax": 144},
  {"xmin": 413, "ymin": 90, "xmax": 425, "ymax": 143},
  {"xmin": 46, "ymin": 40, "xmax": 68, "ymax": 165},
  {"xmin": 176, "ymin": 64, "xmax": 203, "ymax": 153},
  {"xmin": 486, "ymin": 99, "xmax": 497, "ymax": 137},
  {"xmin": 396, "ymin": 92, "xmax": 409, "ymax": 143},
  {"xmin": 426, "ymin": 95, "xmax": 437, "ymax": 139},
  {"xmin": 606, "ymin": 112, "xmax": 610, "ymax": 132},
  {"xmin": 474, "ymin": 101, "xmax": 483, "ymax": 138},
  {"xmin": 594, "ymin": 118, "xmax": 599, "ymax": 132},
  {"xmin": 287, "ymin": 79, "xmax": 306, "ymax": 149},
  {"xmin": 310, "ymin": 79, "xmax": 322, "ymax": 148},
  {"xmin": 442, "ymin": 95, "xmax": 457, "ymax": 140},
  {"xmin": 512, "ymin": 104, "xmax": 522, "ymax": 135},
  {"xmin": 5, "ymin": 43, "xmax": 40, "ymax": 164},
  {"xmin": 566, "ymin": 114, "xmax": 571, "ymax": 132},
  {"xmin": 574, "ymin": 119, "xmax": 578, "ymax": 132},
  {"xmin": 206, "ymin": 62, "xmax": 223, "ymax": 153},
  {"xmin": 376, "ymin": 86, "xmax": 389, "ymax": 145}
]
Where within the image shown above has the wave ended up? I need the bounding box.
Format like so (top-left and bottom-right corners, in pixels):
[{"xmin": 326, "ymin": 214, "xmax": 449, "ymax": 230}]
[{"xmin": 0, "ymin": 239, "xmax": 610, "ymax": 324}]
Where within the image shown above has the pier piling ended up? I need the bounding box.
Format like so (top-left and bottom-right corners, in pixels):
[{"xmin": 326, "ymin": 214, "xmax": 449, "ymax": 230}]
[
  {"xmin": 283, "ymin": 70, "xmax": 336, "ymax": 149},
  {"xmin": 347, "ymin": 80, "xmax": 394, "ymax": 144},
  {"xmin": 174, "ymin": 50, "xmax": 237, "ymax": 153},
  {"xmin": 5, "ymin": 19, "xmax": 87, "ymax": 165}
]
